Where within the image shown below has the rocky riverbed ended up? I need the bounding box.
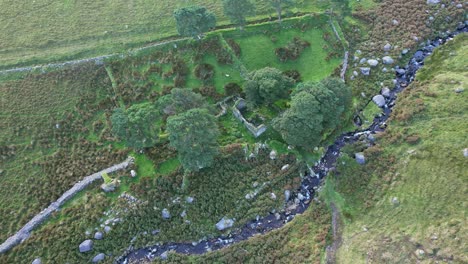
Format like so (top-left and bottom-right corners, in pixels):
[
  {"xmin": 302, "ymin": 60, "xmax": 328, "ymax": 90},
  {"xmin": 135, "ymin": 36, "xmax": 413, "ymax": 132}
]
[{"xmin": 119, "ymin": 25, "xmax": 467, "ymax": 264}]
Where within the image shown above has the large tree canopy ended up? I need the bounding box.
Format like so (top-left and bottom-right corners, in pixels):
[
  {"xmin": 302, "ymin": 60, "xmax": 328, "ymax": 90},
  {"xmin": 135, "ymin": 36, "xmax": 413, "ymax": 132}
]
[
  {"xmin": 167, "ymin": 108, "xmax": 220, "ymax": 172},
  {"xmin": 245, "ymin": 67, "xmax": 294, "ymax": 107},
  {"xmin": 274, "ymin": 77, "xmax": 351, "ymax": 150},
  {"xmin": 174, "ymin": 6, "xmax": 216, "ymax": 38},
  {"xmin": 222, "ymin": 0, "xmax": 255, "ymax": 30},
  {"xmin": 156, "ymin": 88, "xmax": 210, "ymax": 117},
  {"xmin": 111, "ymin": 103, "xmax": 160, "ymax": 149},
  {"xmin": 273, "ymin": 91, "xmax": 323, "ymax": 149}
]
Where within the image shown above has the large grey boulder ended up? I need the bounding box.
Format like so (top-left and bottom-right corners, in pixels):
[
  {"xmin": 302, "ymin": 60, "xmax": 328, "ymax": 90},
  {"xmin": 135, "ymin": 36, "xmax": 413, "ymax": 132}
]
[
  {"xmin": 381, "ymin": 87, "xmax": 391, "ymax": 98},
  {"xmin": 382, "ymin": 56, "xmax": 394, "ymax": 65},
  {"xmin": 92, "ymin": 253, "xmax": 105, "ymax": 263},
  {"xmin": 360, "ymin": 67, "xmax": 371, "ymax": 76},
  {"xmin": 367, "ymin": 59, "xmax": 379, "ymax": 67},
  {"xmin": 32, "ymin": 258, "xmax": 42, "ymax": 264},
  {"xmin": 372, "ymin": 95, "xmax": 386, "ymax": 107},
  {"xmin": 94, "ymin": 232, "xmax": 103, "ymax": 240},
  {"xmin": 355, "ymin": 153, "xmax": 366, "ymax": 165},
  {"xmin": 284, "ymin": 190, "xmax": 291, "ymax": 202},
  {"xmin": 162, "ymin": 208, "xmax": 171, "ymax": 219},
  {"xmin": 216, "ymin": 217, "xmax": 235, "ymax": 231},
  {"xmin": 383, "ymin": 43, "xmax": 392, "ymax": 52},
  {"xmin": 269, "ymin": 150, "xmax": 277, "ymax": 160},
  {"xmin": 79, "ymin": 239, "xmax": 93, "ymax": 253},
  {"xmin": 104, "ymin": 226, "xmax": 111, "ymax": 233},
  {"xmin": 427, "ymin": 0, "xmax": 440, "ymax": 4}
]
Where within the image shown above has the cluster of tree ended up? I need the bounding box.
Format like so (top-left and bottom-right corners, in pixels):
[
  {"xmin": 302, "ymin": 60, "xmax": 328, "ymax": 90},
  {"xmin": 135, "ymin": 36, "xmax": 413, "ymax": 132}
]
[
  {"xmin": 245, "ymin": 67, "xmax": 295, "ymax": 107},
  {"xmin": 111, "ymin": 88, "xmax": 219, "ymax": 172},
  {"xmin": 174, "ymin": 0, "xmax": 298, "ymax": 38},
  {"xmin": 273, "ymin": 78, "xmax": 352, "ymax": 150}
]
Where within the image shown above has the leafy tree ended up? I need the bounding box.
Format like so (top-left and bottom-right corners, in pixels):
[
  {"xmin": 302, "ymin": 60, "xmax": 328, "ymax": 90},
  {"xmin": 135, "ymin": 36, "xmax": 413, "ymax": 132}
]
[
  {"xmin": 222, "ymin": 0, "xmax": 255, "ymax": 30},
  {"xmin": 174, "ymin": 6, "xmax": 216, "ymax": 38},
  {"xmin": 269, "ymin": 0, "xmax": 295, "ymax": 22},
  {"xmin": 167, "ymin": 108, "xmax": 220, "ymax": 172},
  {"xmin": 111, "ymin": 103, "xmax": 160, "ymax": 149},
  {"xmin": 245, "ymin": 67, "xmax": 294, "ymax": 106},
  {"xmin": 273, "ymin": 91, "xmax": 323, "ymax": 150},
  {"xmin": 156, "ymin": 88, "xmax": 209, "ymax": 116},
  {"xmin": 320, "ymin": 77, "xmax": 352, "ymax": 113}
]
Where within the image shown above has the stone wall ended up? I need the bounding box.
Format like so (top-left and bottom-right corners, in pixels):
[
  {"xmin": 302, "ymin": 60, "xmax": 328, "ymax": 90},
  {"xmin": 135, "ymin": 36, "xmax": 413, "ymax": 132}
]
[
  {"xmin": 232, "ymin": 99, "xmax": 267, "ymax": 138},
  {"xmin": 0, "ymin": 157, "xmax": 134, "ymax": 254}
]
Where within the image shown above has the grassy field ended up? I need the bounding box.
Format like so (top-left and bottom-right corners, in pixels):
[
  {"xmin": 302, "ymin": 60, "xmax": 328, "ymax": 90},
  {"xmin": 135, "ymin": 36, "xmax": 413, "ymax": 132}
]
[
  {"xmin": 0, "ymin": 0, "xmax": 325, "ymax": 69},
  {"xmin": 325, "ymin": 34, "xmax": 468, "ymax": 263}
]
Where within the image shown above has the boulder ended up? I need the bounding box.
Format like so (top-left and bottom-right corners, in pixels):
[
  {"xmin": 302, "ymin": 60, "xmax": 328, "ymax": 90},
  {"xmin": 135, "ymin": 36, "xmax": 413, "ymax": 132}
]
[
  {"xmin": 216, "ymin": 217, "xmax": 235, "ymax": 231},
  {"xmin": 94, "ymin": 232, "xmax": 103, "ymax": 240},
  {"xmin": 281, "ymin": 164, "xmax": 290, "ymax": 171},
  {"xmin": 382, "ymin": 56, "xmax": 394, "ymax": 65},
  {"xmin": 367, "ymin": 59, "xmax": 379, "ymax": 67},
  {"xmin": 427, "ymin": 0, "xmax": 440, "ymax": 4},
  {"xmin": 359, "ymin": 58, "xmax": 367, "ymax": 64},
  {"xmin": 79, "ymin": 239, "xmax": 93, "ymax": 253},
  {"xmin": 355, "ymin": 153, "xmax": 366, "ymax": 165},
  {"xmin": 381, "ymin": 87, "xmax": 391, "ymax": 98},
  {"xmin": 396, "ymin": 68, "xmax": 406, "ymax": 75},
  {"xmin": 160, "ymin": 251, "xmax": 169, "ymax": 260},
  {"xmin": 391, "ymin": 197, "xmax": 400, "ymax": 206},
  {"xmin": 180, "ymin": 210, "xmax": 187, "ymax": 218},
  {"xmin": 414, "ymin": 51, "xmax": 425, "ymax": 62},
  {"xmin": 186, "ymin": 196, "xmax": 194, "ymax": 203},
  {"xmin": 372, "ymin": 95, "xmax": 386, "ymax": 107},
  {"xmin": 269, "ymin": 150, "xmax": 277, "ymax": 160},
  {"xmin": 130, "ymin": 170, "xmax": 137, "ymax": 178},
  {"xmin": 32, "ymin": 258, "xmax": 42, "ymax": 264},
  {"xmin": 162, "ymin": 208, "xmax": 171, "ymax": 219},
  {"xmin": 92, "ymin": 253, "xmax": 105, "ymax": 263},
  {"xmin": 463, "ymin": 148, "xmax": 468, "ymax": 158},
  {"xmin": 360, "ymin": 67, "xmax": 371, "ymax": 76},
  {"xmin": 284, "ymin": 190, "xmax": 291, "ymax": 202},
  {"xmin": 104, "ymin": 226, "xmax": 111, "ymax": 233},
  {"xmin": 402, "ymin": 49, "xmax": 409, "ymax": 55},
  {"xmin": 383, "ymin": 43, "xmax": 392, "ymax": 52},
  {"xmin": 270, "ymin": 193, "xmax": 277, "ymax": 200},
  {"xmin": 100, "ymin": 181, "xmax": 117, "ymax": 193}
]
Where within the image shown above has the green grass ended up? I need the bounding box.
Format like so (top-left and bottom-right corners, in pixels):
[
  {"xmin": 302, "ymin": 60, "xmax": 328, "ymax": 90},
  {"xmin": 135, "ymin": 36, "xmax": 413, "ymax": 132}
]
[
  {"xmin": 226, "ymin": 15, "xmax": 343, "ymax": 82},
  {"xmin": 329, "ymin": 34, "xmax": 468, "ymax": 263},
  {"xmin": 0, "ymin": 0, "xmax": 320, "ymax": 69}
]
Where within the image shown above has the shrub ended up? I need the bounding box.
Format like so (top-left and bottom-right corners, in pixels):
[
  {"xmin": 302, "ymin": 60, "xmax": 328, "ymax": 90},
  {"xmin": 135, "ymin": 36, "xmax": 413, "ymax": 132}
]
[
  {"xmin": 194, "ymin": 63, "xmax": 215, "ymax": 82},
  {"xmin": 275, "ymin": 37, "xmax": 310, "ymax": 62},
  {"xmin": 224, "ymin": 82, "xmax": 242, "ymax": 96}
]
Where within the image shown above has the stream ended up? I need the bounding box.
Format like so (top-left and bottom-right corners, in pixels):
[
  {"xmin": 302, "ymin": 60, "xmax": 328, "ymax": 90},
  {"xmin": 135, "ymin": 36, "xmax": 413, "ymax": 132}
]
[{"xmin": 119, "ymin": 25, "xmax": 467, "ymax": 264}]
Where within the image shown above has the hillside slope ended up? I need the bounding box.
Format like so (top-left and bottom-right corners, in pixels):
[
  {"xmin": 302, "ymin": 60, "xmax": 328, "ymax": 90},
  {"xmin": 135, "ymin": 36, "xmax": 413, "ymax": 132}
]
[{"xmin": 330, "ymin": 34, "xmax": 467, "ymax": 263}]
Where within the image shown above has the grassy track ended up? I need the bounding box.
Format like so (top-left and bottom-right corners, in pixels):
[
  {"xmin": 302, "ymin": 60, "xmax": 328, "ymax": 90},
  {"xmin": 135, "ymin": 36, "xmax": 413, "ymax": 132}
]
[{"xmin": 0, "ymin": 0, "xmax": 324, "ymax": 69}]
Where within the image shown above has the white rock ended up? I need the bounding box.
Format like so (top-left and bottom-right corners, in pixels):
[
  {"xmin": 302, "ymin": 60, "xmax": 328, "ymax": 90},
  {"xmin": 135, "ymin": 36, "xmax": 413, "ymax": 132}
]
[
  {"xmin": 269, "ymin": 150, "xmax": 277, "ymax": 160},
  {"xmin": 79, "ymin": 240, "xmax": 93, "ymax": 253},
  {"xmin": 463, "ymin": 148, "xmax": 468, "ymax": 158},
  {"xmin": 281, "ymin": 164, "xmax": 290, "ymax": 171},
  {"xmin": 355, "ymin": 153, "xmax": 366, "ymax": 165},
  {"xmin": 130, "ymin": 170, "xmax": 137, "ymax": 178},
  {"xmin": 32, "ymin": 258, "xmax": 42, "ymax": 264},
  {"xmin": 372, "ymin": 95, "xmax": 386, "ymax": 107},
  {"xmin": 381, "ymin": 87, "xmax": 391, "ymax": 98},
  {"xmin": 360, "ymin": 67, "xmax": 371, "ymax": 76},
  {"xmin": 92, "ymin": 253, "xmax": 105, "ymax": 263},
  {"xmin": 382, "ymin": 56, "xmax": 394, "ymax": 65},
  {"xmin": 383, "ymin": 43, "xmax": 392, "ymax": 52},
  {"xmin": 216, "ymin": 217, "xmax": 235, "ymax": 231},
  {"xmin": 270, "ymin": 193, "xmax": 277, "ymax": 200},
  {"xmin": 427, "ymin": 0, "xmax": 440, "ymax": 4}
]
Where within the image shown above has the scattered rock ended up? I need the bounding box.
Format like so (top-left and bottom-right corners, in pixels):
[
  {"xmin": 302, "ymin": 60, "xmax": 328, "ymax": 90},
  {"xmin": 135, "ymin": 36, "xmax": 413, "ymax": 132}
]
[
  {"xmin": 32, "ymin": 258, "xmax": 41, "ymax": 264},
  {"xmin": 269, "ymin": 150, "xmax": 277, "ymax": 160},
  {"xmin": 104, "ymin": 226, "xmax": 111, "ymax": 233},
  {"xmin": 353, "ymin": 70, "xmax": 358, "ymax": 76},
  {"xmin": 454, "ymin": 88, "xmax": 464, "ymax": 93},
  {"xmin": 391, "ymin": 197, "xmax": 400, "ymax": 206},
  {"xmin": 252, "ymin": 181, "xmax": 259, "ymax": 188},
  {"xmin": 130, "ymin": 170, "xmax": 137, "ymax": 178},
  {"xmin": 297, "ymin": 193, "xmax": 305, "ymax": 201},
  {"xmin": 160, "ymin": 251, "xmax": 168, "ymax": 260},
  {"xmin": 162, "ymin": 208, "xmax": 171, "ymax": 219},
  {"xmin": 414, "ymin": 51, "xmax": 424, "ymax": 62},
  {"xmin": 284, "ymin": 190, "xmax": 291, "ymax": 202},
  {"xmin": 245, "ymin": 193, "xmax": 254, "ymax": 200},
  {"xmin": 402, "ymin": 49, "xmax": 409, "ymax": 55},
  {"xmin": 355, "ymin": 153, "xmax": 366, "ymax": 165},
  {"xmin": 360, "ymin": 58, "xmax": 367, "ymax": 64},
  {"xmin": 415, "ymin": 249, "xmax": 425, "ymax": 259},
  {"xmin": 275, "ymin": 213, "xmax": 281, "ymax": 220},
  {"xmin": 216, "ymin": 217, "xmax": 235, "ymax": 231},
  {"xmin": 463, "ymin": 148, "xmax": 468, "ymax": 158},
  {"xmin": 270, "ymin": 193, "xmax": 277, "ymax": 200},
  {"xmin": 281, "ymin": 164, "xmax": 290, "ymax": 171},
  {"xmin": 94, "ymin": 232, "xmax": 103, "ymax": 240},
  {"xmin": 392, "ymin": 19, "xmax": 399, "ymax": 26},
  {"xmin": 427, "ymin": 0, "xmax": 440, "ymax": 5},
  {"xmin": 79, "ymin": 239, "xmax": 93, "ymax": 253},
  {"xmin": 383, "ymin": 43, "xmax": 392, "ymax": 52},
  {"xmin": 381, "ymin": 87, "xmax": 391, "ymax": 98},
  {"xmin": 100, "ymin": 181, "xmax": 117, "ymax": 192},
  {"xmin": 367, "ymin": 59, "xmax": 379, "ymax": 67},
  {"xmin": 92, "ymin": 253, "xmax": 105, "ymax": 263},
  {"xmin": 372, "ymin": 95, "xmax": 386, "ymax": 107},
  {"xmin": 180, "ymin": 210, "xmax": 187, "ymax": 218},
  {"xmin": 186, "ymin": 196, "xmax": 194, "ymax": 203},
  {"xmin": 382, "ymin": 56, "xmax": 394, "ymax": 65},
  {"xmin": 360, "ymin": 67, "xmax": 371, "ymax": 76}
]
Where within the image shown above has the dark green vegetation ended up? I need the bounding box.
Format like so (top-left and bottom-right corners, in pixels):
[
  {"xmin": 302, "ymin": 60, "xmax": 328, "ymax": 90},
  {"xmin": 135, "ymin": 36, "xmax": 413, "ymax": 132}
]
[
  {"xmin": 325, "ymin": 34, "xmax": 468, "ymax": 263},
  {"xmin": 222, "ymin": 0, "xmax": 256, "ymax": 30},
  {"xmin": 174, "ymin": 6, "xmax": 216, "ymax": 38},
  {"xmin": 245, "ymin": 67, "xmax": 295, "ymax": 106},
  {"xmin": 273, "ymin": 78, "xmax": 352, "ymax": 150},
  {"xmin": 167, "ymin": 108, "xmax": 219, "ymax": 172},
  {"xmin": 0, "ymin": 12, "xmax": 343, "ymax": 263}
]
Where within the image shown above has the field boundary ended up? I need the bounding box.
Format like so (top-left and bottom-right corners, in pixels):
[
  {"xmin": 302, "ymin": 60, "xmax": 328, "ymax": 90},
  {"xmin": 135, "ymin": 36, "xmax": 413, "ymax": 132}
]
[{"xmin": 0, "ymin": 157, "xmax": 134, "ymax": 254}]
